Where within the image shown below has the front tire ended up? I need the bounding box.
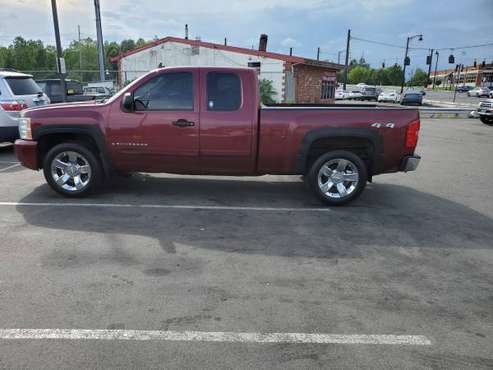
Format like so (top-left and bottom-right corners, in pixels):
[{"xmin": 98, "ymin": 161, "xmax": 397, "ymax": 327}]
[
  {"xmin": 306, "ymin": 150, "xmax": 368, "ymax": 206},
  {"xmin": 43, "ymin": 142, "xmax": 102, "ymax": 197},
  {"xmin": 480, "ymin": 116, "xmax": 493, "ymax": 125}
]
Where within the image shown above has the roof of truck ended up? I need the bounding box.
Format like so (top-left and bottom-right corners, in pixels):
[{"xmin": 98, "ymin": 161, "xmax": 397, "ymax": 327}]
[{"xmin": 110, "ymin": 36, "xmax": 343, "ymax": 70}]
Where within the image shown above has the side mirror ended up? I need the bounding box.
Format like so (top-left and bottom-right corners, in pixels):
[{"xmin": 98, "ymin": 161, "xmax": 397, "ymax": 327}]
[{"xmin": 122, "ymin": 92, "xmax": 134, "ymax": 112}]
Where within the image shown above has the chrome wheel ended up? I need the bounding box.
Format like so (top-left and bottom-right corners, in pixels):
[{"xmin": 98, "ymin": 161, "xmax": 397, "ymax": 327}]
[
  {"xmin": 50, "ymin": 151, "xmax": 92, "ymax": 192},
  {"xmin": 317, "ymin": 158, "xmax": 359, "ymax": 199}
]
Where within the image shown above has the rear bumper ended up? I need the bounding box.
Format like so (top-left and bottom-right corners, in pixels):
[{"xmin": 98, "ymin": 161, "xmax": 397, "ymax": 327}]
[
  {"xmin": 14, "ymin": 139, "xmax": 38, "ymax": 170},
  {"xmin": 0, "ymin": 126, "xmax": 19, "ymax": 143},
  {"xmin": 401, "ymin": 155, "xmax": 421, "ymax": 172}
]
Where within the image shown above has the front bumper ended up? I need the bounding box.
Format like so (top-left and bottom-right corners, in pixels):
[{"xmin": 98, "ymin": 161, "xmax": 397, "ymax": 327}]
[
  {"xmin": 401, "ymin": 155, "xmax": 421, "ymax": 172},
  {"xmin": 478, "ymin": 110, "xmax": 493, "ymax": 116},
  {"xmin": 14, "ymin": 139, "xmax": 39, "ymax": 170}
]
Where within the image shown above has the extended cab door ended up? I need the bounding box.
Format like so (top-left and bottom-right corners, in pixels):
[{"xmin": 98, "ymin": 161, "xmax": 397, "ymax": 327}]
[
  {"xmin": 199, "ymin": 69, "xmax": 258, "ymax": 174},
  {"xmin": 110, "ymin": 69, "xmax": 200, "ymax": 172}
]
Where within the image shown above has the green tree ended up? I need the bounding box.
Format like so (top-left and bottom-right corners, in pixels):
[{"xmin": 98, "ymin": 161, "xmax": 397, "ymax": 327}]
[
  {"xmin": 259, "ymin": 79, "xmax": 277, "ymax": 105},
  {"xmin": 348, "ymin": 66, "xmax": 372, "ymax": 84},
  {"xmin": 408, "ymin": 68, "xmax": 430, "ymax": 87}
]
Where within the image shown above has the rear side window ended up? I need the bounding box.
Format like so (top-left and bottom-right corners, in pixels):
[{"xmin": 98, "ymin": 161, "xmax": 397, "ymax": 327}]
[
  {"xmin": 5, "ymin": 77, "xmax": 41, "ymax": 95},
  {"xmin": 207, "ymin": 72, "xmax": 241, "ymax": 111},
  {"xmin": 134, "ymin": 72, "xmax": 193, "ymax": 111}
]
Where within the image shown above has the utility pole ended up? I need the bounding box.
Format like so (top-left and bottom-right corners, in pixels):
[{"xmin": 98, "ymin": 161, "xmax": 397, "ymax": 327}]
[
  {"xmin": 337, "ymin": 50, "xmax": 344, "ymax": 65},
  {"xmin": 432, "ymin": 51, "xmax": 439, "ymax": 89},
  {"xmin": 401, "ymin": 34, "xmax": 423, "ymax": 94},
  {"xmin": 78, "ymin": 25, "xmax": 83, "ymax": 82},
  {"xmin": 317, "ymin": 47, "xmax": 320, "ymax": 61},
  {"xmin": 343, "ymin": 29, "xmax": 351, "ymax": 90},
  {"xmin": 426, "ymin": 48, "xmax": 434, "ymax": 85},
  {"xmin": 50, "ymin": 0, "xmax": 66, "ymax": 102},
  {"xmin": 94, "ymin": 0, "xmax": 105, "ymax": 81}
]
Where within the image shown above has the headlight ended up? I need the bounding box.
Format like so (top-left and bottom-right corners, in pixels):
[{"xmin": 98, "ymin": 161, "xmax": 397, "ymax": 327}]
[{"xmin": 18, "ymin": 117, "xmax": 32, "ymax": 140}]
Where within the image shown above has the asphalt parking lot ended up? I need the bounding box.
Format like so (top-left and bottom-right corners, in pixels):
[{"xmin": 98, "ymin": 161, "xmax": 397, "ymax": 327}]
[{"xmin": 0, "ymin": 118, "xmax": 492, "ymax": 369}]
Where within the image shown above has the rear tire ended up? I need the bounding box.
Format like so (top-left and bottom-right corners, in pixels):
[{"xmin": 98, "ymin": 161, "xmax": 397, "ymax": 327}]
[
  {"xmin": 43, "ymin": 142, "xmax": 102, "ymax": 197},
  {"xmin": 306, "ymin": 150, "xmax": 368, "ymax": 206},
  {"xmin": 480, "ymin": 116, "xmax": 493, "ymax": 125}
]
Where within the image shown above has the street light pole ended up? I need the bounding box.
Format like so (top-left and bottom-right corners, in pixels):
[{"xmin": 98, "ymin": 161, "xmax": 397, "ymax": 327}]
[
  {"xmin": 50, "ymin": 0, "xmax": 66, "ymax": 102},
  {"xmin": 401, "ymin": 37, "xmax": 410, "ymax": 94},
  {"xmin": 401, "ymin": 34, "xmax": 422, "ymax": 94}
]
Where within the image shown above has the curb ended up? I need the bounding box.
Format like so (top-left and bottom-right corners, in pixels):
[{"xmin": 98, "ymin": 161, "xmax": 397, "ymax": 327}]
[{"xmin": 419, "ymin": 108, "xmax": 473, "ymax": 119}]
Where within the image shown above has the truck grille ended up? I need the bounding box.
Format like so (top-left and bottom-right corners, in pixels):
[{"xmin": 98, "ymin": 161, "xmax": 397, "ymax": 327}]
[{"xmin": 480, "ymin": 102, "xmax": 492, "ymax": 109}]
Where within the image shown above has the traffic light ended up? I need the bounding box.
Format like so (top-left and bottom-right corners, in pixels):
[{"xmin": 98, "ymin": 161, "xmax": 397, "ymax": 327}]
[
  {"xmin": 382, "ymin": 62, "xmax": 385, "ymax": 68},
  {"xmin": 404, "ymin": 56, "xmax": 410, "ymax": 66},
  {"xmin": 426, "ymin": 55, "xmax": 432, "ymax": 65},
  {"xmin": 473, "ymin": 60, "xmax": 477, "ymax": 68},
  {"xmin": 448, "ymin": 54, "xmax": 455, "ymax": 64}
]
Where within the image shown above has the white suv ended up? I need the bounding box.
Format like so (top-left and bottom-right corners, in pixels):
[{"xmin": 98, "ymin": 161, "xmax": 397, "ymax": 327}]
[{"xmin": 0, "ymin": 70, "xmax": 50, "ymax": 143}]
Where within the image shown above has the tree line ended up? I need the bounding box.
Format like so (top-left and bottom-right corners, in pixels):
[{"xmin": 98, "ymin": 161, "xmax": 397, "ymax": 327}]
[
  {"xmin": 337, "ymin": 58, "xmax": 431, "ymax": 87},
  {"xmin": 0, "ymin": 36, "xmax": 148, "ymax": 82}
]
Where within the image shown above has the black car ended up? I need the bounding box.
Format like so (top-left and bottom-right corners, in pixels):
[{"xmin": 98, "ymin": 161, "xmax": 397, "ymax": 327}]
[
  {"xmin": 456, "ymin": 85, "xmax": 473, "ymax": 93},
  {"xmin": 35, "ymin": 79, "xmax": 95, "ymax": 104},
  {"xmin": 400, "ymin": 92, "xmax": 423, "ymax": 106}
]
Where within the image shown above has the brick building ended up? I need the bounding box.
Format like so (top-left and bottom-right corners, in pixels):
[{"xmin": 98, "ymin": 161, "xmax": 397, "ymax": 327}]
[
  {"xmin": 431, "ymin": 62, "xmax": 493, "ymax": 88},
  {"xmin": 110, "ymin": 36, "xmax": 343, "ymax": 104}
]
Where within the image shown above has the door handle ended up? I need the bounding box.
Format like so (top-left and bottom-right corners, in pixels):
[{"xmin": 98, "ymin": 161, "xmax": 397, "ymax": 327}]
[{"xmin": 172, "ymin": 119, "xmax": 195, "ymax": 127}]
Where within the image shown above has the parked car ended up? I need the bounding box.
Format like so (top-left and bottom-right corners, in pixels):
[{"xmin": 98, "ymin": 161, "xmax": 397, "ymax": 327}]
[
  {"xmin": 347, "ymin": 89, "xmax": 363, "ymax": 100},
  {"xmin": 0, "ymin": 70, "xmax": 49, "ymax": 143},
  {"xmin": 467, "ymin": 87, "xmax": 490, "ymax": 97},
  {"xmin": 456, "ymin": 85, "xmax": 473, "ymax": 93},
  {"xmin": 378, "ymin": 90, "xmax": 400, "ymax": 103},
  {"xmin": 16, "ymin": 67, "xmax": 421, "ymax": 206},
  {"xmin": 359, "ymin": 86, "xmax": 379, "ymax": 101},
  {"xmin": 477, "ymin": 99, "xmax": 493, "ymax": 125},
  {"xmin": 400, "ymin": 92, "xmax": 423, "ymax": 106},
  {"xmin": 83, "ymin": 86, "xmax": 113, "ymax": 100},
  {"xmin": 36, "ymin": 79, "xmax": 95, "ymax": 104},
  {"xmin": 335, "ymin": 89, "xmax": 348, "ymax": 100}
]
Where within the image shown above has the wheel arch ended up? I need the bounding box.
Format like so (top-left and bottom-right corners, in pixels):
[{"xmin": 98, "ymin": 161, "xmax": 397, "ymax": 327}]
[
  {"xmin": 297, "ymin": 127, "xmax": 384, "ymax": 175},
  {"xmin": 34, "ymin": 124, "xmax": 112, "ymax": 178}
]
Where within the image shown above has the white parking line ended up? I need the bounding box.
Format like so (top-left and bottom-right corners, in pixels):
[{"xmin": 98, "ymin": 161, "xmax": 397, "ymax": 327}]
[
  {"xmin": 0, "ymin": 161, "xmax": 20, "ymax": 164},
  {"xmin": 0, "ymin": 163, "xmax": 21, "ymax": 172},
  {"xmin": 0, "ymin": 329, "xmax": 432, "ymax": 345},
  {"xmin": 0, "ymin": 201, "xmax": 331, "ymax": 212}
]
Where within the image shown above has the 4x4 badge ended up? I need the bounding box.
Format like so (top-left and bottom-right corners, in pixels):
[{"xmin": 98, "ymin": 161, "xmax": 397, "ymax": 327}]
[{"xmin": 371, "ymin": 122, "xmax": 395, "ymax": 128}]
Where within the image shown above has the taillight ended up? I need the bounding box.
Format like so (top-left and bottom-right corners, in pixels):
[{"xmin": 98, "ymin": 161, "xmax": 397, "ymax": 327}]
[
  {"xmin": 0, "ymin": 101, "xmax": 28, "ymax": 111},
  {"xmin": 405, "ymin": 119, "xmax": 420, "ymax": 148}
]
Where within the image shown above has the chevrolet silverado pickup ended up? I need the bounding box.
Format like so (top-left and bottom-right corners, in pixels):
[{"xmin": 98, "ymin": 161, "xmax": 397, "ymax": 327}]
[{"xmin": 15, "ymin": 67, "xmax": 421, "ymax": 205}]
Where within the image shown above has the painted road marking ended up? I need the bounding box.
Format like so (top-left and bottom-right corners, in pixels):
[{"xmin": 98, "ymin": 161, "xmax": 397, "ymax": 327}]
[
  {"xmin": 0, "ymin": 202, "xmax": 331, "ymax": 213},
  {"xmin": 0, "ymin": 163, "xmax": 21, "ymax": 172},
  {"xmin": 0, "ymin": 329, "xmax": 432, "ymax": 345}
]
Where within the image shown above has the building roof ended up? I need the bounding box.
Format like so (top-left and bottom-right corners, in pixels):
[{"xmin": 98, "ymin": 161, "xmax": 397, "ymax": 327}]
[{"xmin": 110, "ymin": 36, "xmax": 343, "ymax": 70}]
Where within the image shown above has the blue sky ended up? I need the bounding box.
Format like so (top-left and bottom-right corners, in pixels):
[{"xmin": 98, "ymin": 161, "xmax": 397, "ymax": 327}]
[{"xmin": 1, "ymin": 0, "xmax": 492, "ymax": 76}]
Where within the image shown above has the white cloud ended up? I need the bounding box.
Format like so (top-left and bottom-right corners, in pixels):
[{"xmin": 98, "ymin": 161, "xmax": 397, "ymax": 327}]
[{"xmin": 280, "ymin": 37, "xmax": 301, "ymax": 48}]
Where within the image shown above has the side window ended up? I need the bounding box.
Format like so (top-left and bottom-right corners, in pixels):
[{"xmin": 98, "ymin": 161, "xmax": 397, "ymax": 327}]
[
  {"xmin": 133, "ymin": 72, "xmax": 193, "ymax": 111},
  {"xmin": 207, "ymin": 72, "xmax": 241, "ymax": 111}
]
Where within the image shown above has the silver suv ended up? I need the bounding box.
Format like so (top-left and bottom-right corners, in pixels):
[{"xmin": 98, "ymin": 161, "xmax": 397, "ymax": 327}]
[{"xmin": 0, "ymin": 70, "xmax": 50, "ymax": 143}]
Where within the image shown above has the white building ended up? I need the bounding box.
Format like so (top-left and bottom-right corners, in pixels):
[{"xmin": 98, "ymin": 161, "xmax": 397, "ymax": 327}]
[{"xmin": 110, "ymin": 36, "xmax": 343, "ymax": 103}]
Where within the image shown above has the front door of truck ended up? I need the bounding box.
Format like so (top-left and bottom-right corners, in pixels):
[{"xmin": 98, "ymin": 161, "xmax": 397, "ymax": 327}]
[{"xmin": 112, "ymin": 69, "xmax": 200, "ymax": 172}]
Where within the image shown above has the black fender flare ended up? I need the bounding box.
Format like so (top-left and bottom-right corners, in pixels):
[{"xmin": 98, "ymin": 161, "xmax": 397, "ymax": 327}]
[
  {"xmin": 33, "ymin": 124, "xmax": 112, "ymax": 178},
  {"xmin": 296, "ymin": 127, "xmax": 384, "ymax": 174}
]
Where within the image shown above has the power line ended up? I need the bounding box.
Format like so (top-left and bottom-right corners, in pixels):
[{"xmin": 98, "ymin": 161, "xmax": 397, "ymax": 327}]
[{"xmin": 435, "ymin": 42, "xmax": 493, "ymax": 51}]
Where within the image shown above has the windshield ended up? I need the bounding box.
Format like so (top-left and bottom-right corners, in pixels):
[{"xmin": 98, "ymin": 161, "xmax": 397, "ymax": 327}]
[{"xmin": 5, "ymin": 77, "xmax": 41, "ymax": 95}]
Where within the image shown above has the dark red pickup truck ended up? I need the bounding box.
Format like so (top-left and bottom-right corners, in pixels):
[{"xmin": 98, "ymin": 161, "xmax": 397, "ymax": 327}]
[{"xmin": 15, "ymin": 67, "xmax": 420, "ymax": 205}]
